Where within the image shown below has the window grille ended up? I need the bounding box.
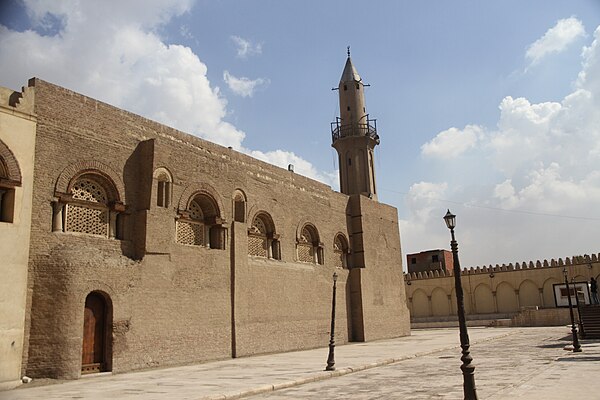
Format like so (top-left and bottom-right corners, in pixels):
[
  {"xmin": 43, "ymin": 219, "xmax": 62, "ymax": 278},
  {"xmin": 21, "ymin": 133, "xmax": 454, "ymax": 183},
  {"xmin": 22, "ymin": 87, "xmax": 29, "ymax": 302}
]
[
  {"xmin": 176, "ymin": 220, "xmax": 204, "ymax": 246},
  {"xmin": 65, "ymin": 177, "xmax": 109, "ymax": 236}
]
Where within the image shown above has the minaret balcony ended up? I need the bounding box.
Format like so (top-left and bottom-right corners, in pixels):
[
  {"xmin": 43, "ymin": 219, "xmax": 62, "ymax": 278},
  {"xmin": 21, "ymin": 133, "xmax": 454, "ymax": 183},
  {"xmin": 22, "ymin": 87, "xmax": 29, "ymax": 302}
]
[{"xmin": 331, "ymin": 116, "xmax": 379, "ymax": 144}]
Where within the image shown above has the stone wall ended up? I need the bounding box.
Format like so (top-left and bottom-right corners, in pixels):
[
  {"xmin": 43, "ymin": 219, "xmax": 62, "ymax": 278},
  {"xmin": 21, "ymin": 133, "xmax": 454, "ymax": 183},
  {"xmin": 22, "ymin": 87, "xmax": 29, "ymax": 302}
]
[
  {"xmin": 21, "ymin": 79, "xmax": 409, "ymax": 380},
  {"xmin": 405, "ymin": 253, "xmax": 600, "ymax": 321},
  {"xmin": 0, "ymin": 84, "xmax": 36, "ymax": 389}
]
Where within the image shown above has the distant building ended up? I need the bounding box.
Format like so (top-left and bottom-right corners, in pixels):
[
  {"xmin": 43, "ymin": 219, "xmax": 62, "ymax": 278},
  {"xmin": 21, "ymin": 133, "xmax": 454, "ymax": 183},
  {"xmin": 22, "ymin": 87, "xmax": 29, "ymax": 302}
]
[{"xmin": 406, "ymin": 249, "xmax": 453, "ymax": 274}]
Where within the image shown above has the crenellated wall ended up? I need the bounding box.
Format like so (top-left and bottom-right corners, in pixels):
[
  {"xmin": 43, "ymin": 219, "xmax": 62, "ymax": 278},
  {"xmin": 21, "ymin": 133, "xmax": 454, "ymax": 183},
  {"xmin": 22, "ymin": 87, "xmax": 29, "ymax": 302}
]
[{"xmin": 404, "ymin": 253, "xmax": 600, "ymax": 320}]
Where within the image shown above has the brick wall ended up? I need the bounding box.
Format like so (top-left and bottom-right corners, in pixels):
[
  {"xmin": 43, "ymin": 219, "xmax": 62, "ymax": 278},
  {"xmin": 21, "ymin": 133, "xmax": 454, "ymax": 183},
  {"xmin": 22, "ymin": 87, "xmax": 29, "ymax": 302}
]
[{"xmin": 22, "ymin": 79, "xmax": 409, "ymax": 379}]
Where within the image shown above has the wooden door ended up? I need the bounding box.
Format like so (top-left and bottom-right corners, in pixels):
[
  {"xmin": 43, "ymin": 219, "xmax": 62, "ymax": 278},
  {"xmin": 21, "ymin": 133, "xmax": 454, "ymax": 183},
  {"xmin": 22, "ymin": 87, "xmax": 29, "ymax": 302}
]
[{"xmin": 82, "ymin": 293, "xmax": 106, "ymax": 374}]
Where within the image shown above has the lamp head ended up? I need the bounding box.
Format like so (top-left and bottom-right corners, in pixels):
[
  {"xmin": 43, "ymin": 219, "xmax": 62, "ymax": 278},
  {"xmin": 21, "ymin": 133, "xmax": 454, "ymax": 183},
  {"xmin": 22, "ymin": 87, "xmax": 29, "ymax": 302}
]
[
  {"xmin": 333, "ymin": 272, "xmax": 338, "ymax": 282},
  {"xmin": 443, "ymin": 209, "xmax": 456, "ymax": 230},
  {"xmin": 563, "ymin": 267, "xmax": 568, "ymax": 278}
]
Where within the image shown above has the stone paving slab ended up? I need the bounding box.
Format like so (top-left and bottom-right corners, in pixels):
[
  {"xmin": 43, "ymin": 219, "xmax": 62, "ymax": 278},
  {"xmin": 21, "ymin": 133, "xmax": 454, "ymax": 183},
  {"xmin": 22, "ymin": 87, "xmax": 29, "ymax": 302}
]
[{"xmin": 3, "ymin": 327, "xmax": 594, "ymax": 400}]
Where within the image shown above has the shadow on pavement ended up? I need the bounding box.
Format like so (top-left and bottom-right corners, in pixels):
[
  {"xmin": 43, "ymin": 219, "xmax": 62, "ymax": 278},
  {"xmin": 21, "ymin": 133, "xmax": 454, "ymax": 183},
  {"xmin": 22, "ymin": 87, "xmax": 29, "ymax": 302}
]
[{"xmin": 556, "ymin": 356, "xmax": 600, "ymax": 362}]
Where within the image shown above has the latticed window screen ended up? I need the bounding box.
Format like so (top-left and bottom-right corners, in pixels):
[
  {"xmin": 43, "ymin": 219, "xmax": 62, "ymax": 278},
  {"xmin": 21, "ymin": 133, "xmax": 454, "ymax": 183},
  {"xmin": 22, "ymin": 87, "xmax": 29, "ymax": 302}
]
[
  {"xmin": 248, "ymin": 216, "xmax": 268, "ymax": 257},
  {"xmin": 65, "ymin": 177, "xmax": 109, "ymax": 236},
  {"xmin": 71, "ymin": 178, "xmax": 107, "ymax": 203},
  {"xmin": 176, "ymin": 199, "xmax": 206, "ymax": 246},
  {"xmin": 189, "ymin": 200, "xmax": 204, "ymax": 220},
  {"xmin": 176, "ymin": 220, "xmax": 205, "ymax": 246},
  {"xmin": 298, "ymin": 244, "xmax": 314, "ymax": 263},
  {"xmin": 66, "ymin": 204, "xmax": 108, "ymax": 236},
  {"xmin": 334, "ymin": 236, "xmax": 346, "ymax": 269},
  {"xmin": 298, "ymin": 226, "xmax": 315, "ymax": 263}
]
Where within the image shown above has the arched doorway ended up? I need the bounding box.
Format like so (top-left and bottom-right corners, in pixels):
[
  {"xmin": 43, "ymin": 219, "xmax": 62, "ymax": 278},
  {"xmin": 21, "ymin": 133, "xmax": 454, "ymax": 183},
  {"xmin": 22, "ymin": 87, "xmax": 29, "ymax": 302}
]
[{"xmin": 82, "ymin": 292, "xmax": 112, "ymax": 374}]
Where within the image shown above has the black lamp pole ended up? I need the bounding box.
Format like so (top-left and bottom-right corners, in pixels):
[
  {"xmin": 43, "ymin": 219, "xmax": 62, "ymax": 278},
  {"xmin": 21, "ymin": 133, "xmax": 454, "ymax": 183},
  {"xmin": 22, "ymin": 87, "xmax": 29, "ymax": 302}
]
[
  {"xmin": 444, "ymin": 210, "xmax": 478, "ymax": 400},
  {"xmin": 563, "ymin": 268, "xmax": 582, "ymax": 352},
  {"xmin": 325, "ymin": 272, "xmax": 338, "ymax": 371},
  {"xmin": 572, "ymin": 278, "xmax": 585, "ymax": 339}
]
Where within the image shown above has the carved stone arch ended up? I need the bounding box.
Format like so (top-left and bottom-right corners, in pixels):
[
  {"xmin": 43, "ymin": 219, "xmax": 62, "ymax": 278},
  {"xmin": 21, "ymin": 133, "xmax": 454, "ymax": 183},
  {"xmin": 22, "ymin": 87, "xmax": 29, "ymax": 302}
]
[
  {"xmin": 333, "ymin": 232, "xmax": 349, "ymax": 251},
  {"xmin": 333, "ymin": 232, "xmax": 350, "ymax": 269},
  {"xmin": 178, "ymin": 182, "xmax": 224, "ymax": 218},
  {"xmin": 233, "ymin": 188, "xmax": 247, "ymax": 203},
  {"xmin": 0, "ymin": 138, "xmax": 22, "ymax": 185},
  {"xmin": 518, "ymin": 279, "xmax": 541, "ymax": 308},
  {"xmin": 232, "ymin": 189, "xmax": 247, "ymax": 223},
  {"xmin": 431, "ymin": 287, "xmax": 450, "ymax": 316},
  {"xmin": 56, "ymin": 160, "xmax": 125, "ymax": 203},
  {"xmin": 496, "ymin": 281, "xmax": 518, "ymax": 313},
  {"xmin": 473, "ymin": 282, "xmax": 494, "ymax": 314},
  {"xmin": 296, "ymin": 219, "xmax": 323, "ymax": 264},
  {"xmin": 542, "ymin": 277, "xmax": 561, "ymax": 307},
  {"xmin": 249, "ymin": 210, "xmax": 276, "ymax": 234},
  {"xmin": 153, "ymin": 166, "xmax": 173, "ymax": 182},
  {"xmin": 411, "ymin": 288, "xmax": 430, "ymax": 318},
  {"xmin": 295, "ymin": 218, "xmax": 321, "ymax": 243}
]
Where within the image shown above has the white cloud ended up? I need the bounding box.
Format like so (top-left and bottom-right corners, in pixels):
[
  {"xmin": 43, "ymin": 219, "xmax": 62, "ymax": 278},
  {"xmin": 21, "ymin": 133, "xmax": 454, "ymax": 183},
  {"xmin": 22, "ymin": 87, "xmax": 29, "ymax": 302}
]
[
  {"xmin": 231, "ymin": 35, "xmax": 262, "ymax": 58},
  {"xmin": 0, "ymin": 1, "xmax": 336, "ymax": 188},
  {"xmin": 248, "ymin": 149, "xmax": 338, "ymax": 189},
  {"xmin": 421, "ymin": 125, "xmax": 483, "ymax": 159},
  {"xmin": 0, "ymin": 0, "xmax": 246, "ymax": 149},
  {"xmin": 403, "ymin": 24, "xmax": 600, "ymax": 267},
  {"xmin": 526, "ymin": 17, "xmax": 585, "ymax": 66},
  {"xmin": 223, "ymin": 71, "xmax": 269, "ymax": 98}
]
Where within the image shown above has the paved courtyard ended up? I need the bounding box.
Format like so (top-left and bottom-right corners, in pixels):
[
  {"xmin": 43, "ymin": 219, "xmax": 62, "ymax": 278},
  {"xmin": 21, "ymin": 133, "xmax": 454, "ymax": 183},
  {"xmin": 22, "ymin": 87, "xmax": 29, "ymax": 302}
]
[{"xmin": 3, "ymin": 326, "xmax": 600, "ymax": 400}]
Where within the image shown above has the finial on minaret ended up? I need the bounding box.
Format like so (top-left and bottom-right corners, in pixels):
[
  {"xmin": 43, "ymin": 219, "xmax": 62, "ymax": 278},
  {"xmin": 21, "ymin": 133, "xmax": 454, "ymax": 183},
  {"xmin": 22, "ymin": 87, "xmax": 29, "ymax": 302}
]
[{"xmin": 347, "ymin": 46, "xmax": 351, "ymax": 57}]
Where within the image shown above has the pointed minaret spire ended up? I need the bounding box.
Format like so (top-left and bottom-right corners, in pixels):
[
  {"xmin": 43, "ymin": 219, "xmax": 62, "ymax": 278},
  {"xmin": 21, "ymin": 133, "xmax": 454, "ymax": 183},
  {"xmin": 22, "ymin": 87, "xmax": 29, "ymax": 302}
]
[{"xmin": 331, "ymin": 50, "xmax": 379, "ymax": 200}]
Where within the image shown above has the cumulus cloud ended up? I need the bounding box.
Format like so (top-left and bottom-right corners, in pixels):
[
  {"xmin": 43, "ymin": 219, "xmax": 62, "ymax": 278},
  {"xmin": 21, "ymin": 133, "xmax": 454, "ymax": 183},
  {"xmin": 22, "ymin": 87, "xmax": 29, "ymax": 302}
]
[
  {"xmin": 0, "ymin": 1, "xmax": 337, "ymax": 188},
  {"xmin": 248, "ymin": 149, "xmax": 338, "ymax": 188},
  {"xmin": 404, "ymin": 23, "xmax": 600, "ymax": 267},
  {"xmin": 223, "ymin": 71, "xmax": 269, "ymax": 98},
  {"xmin": 421, "ymin": 125, "xmax": 483, "ymax": 159},
  {"xmin": 231, "ymin": 35, "xmax": 262, "ymax": 58},
  {"xmin": 526, "ymin": 17, "xmax": 585, "ymax": 65},
  {"xmin": 0, "ymin": 0, "xmax": 247, "ymax": 149}
]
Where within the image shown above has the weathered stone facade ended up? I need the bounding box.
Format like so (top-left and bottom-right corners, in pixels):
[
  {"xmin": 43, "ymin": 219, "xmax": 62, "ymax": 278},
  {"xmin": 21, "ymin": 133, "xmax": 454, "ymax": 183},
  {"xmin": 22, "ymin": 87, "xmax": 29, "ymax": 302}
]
[
  {"xmin": 0, "ymin": 84, "xmax": 36, "ymax": 390},
  {"xmin": 0, "ymin": 57, "xmax": 410, "ymax": 383}
]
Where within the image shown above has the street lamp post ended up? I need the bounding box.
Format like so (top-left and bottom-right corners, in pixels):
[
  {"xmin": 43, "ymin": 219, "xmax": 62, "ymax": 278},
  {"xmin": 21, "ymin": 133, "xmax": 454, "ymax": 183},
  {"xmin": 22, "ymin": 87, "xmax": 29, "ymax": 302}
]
[
  {"xmin": 325, "ymin": 272, "xmax": 338, "ymax": 371},
  {"xmin": 563, "ymin": 268, "xmax": 582, "ymax": 352},
  {"xmin": 444, "ymin": 210, "xmax": 478, "ymax": 400},
  {"xmin": 572, "ymin": 278, "xmax": 585, "ymax": 339}
]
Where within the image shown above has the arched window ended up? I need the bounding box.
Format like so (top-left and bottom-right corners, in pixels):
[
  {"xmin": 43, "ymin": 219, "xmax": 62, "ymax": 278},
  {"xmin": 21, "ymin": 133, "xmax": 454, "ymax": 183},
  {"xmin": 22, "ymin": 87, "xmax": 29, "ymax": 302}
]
[
  {"xmin": 248, "ymin": 212, "xmax": 280, "ymax": 260},
  {"xmin": 154, "ymin": 168, "xmax": 172, "ymax": 208},
  {"xmin": 233, "ymin": 190, "xmax": 246, "ymax": 223},
  {"xmin": 0, "ymin": 140, "xmax": 22, "ymax": 223},
  {"xmin": 333, "ymin": 234, "xmax": 350, "ymax": 268},
  {"xmin": 297, "ymin": 223, "xmax": 323, "ymax": 264},
  {"xmin": 176, "ymin": 192, "xmax": 225, "ymax": 249},
  {"xmin": 64, "ymin": 174, "xmax": 119, "ymax": 237}
]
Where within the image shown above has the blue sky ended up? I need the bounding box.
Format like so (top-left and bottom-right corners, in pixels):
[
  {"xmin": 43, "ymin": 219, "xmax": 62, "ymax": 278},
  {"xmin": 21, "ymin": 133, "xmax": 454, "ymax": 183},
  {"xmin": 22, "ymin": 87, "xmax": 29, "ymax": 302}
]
[{"xmin": 1, "ymin": 0, "xmax": 600, "ymax": 267}]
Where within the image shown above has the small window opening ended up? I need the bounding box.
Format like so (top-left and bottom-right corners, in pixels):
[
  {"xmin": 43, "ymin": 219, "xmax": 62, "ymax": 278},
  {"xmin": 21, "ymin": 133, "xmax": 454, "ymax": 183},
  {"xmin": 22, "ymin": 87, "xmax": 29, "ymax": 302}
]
[
  {"xmin": 347, "ymin": 106, "xmax": 350, "ymax": 111},
  {"xmin": 411, "ymin": 257, "xmax": 417, "ymax": 264},
  {"xmin": 157, "ymin": 180, "xmax": 171, "ymax": 208},
  {"xmin": 343, "ymin": 85, "xmax": 347, "ymax": 91},
  {"xmin": 348, "ymin": 158, "xmax": 352, "ymax": 166},
  {"xmin": 0, "ymin": 188, "xmax": 15, "ymax": 223},
  {"xmin": 432, "ymin": 255, "xmax": 439, "ymax": 263}
]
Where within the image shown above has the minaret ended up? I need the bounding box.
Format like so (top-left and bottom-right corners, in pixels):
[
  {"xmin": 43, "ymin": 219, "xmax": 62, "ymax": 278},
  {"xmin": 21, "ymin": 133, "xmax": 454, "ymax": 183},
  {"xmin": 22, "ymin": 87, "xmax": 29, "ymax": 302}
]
[{"xmin": 331, "ymin": 48, "xmax": 380, "ymax": 200}]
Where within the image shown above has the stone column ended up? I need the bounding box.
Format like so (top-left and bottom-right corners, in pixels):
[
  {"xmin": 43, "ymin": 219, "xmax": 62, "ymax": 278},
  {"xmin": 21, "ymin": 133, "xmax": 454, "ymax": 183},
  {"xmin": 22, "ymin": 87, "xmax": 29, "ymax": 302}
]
[
  {"xmin": 51, "ymin": 200, "xmax": 64, "ymax": 232},
  {"xmin": 108, "ymin": 210, "xmax": 118, "ymax": 238}
]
